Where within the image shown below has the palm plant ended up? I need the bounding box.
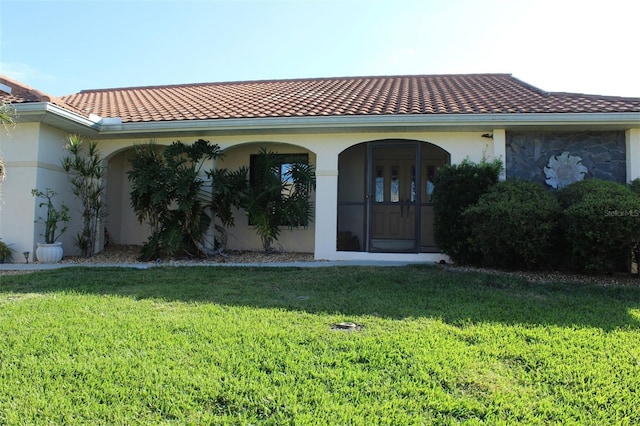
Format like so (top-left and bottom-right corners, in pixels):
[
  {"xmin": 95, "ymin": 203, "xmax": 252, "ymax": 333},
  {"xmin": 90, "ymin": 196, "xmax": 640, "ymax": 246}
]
[
  {"xmin": 61, "ymin": 134, "xmax": 107, "ymax": 257},
  {"xmin": 31, "ymin": 188, "xmax": 70, "ymax": 244},
  {"xmin": 0, "ymin": 101, "xmax": 16, "ymax": 183},
  {"xmin": 243, "ymin": 148, "xmax": 316, "ymax": 252},
  {"xmin": 206, "ymin": 166, "xmax": 249, "ymax": 251},
  {"xmin": 128, "ymin": 139, "xmax": 224, "ymax": 260}
]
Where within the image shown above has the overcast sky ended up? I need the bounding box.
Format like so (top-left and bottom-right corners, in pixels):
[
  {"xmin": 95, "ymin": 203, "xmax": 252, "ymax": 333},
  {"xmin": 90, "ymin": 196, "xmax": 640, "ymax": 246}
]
[{"xmin": 1, "ymin": 0, "xmax": 639, "ymax": 97}]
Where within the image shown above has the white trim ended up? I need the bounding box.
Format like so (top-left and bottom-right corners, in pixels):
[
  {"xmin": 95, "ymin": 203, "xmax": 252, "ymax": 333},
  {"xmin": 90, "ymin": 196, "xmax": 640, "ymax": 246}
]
[
  {"xmin": 492, "ymin": 129, "xmax": 506, "ymax": 180},
  {"xmin": 11, "ymin": 101, "xmax": 640, "ymax": 136},
  {"xmin": 12, "ymin": 102, "xmax": 101, "ymax": 136},
  {"xmin": 627, "ymin": 128, "xmax": 640, "ymax": 182},
  {"xmin": 315, "ymin": 169, "xmax": 339, "ymax": 177},
  {"xmin": 99, "ymin": 112, "xmax": 640, "ymax": 135}
]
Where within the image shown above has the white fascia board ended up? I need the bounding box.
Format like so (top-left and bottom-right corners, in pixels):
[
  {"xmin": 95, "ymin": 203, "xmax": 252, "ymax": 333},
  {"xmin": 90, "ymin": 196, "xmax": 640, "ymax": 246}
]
[
  {"xmin": 10, "ymin": 101, "xmax": 640, "ymax": 136},
  {"xmin": 99, "ymin": 112, "xmax": 640, "ymax": 135},
  {"xmin": 13, "ymin": 102, "xmax": 101, "ymax": 130}
]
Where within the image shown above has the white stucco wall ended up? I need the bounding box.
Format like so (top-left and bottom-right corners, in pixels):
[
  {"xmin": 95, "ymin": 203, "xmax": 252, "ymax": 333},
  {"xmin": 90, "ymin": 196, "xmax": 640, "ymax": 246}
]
[
  {"xmin": 0, "ymin": 124, "xmax": 82, "ymax": 261},
  {"xmin": 95, "ymin": 131, "xmax": 492, "ymax": 259},
  {"xmin": 492, "ymin": 129, "xmax": 506, "ymax": 180},
  {"xmin": 1, "ymin": 123, "xmax": 500, "ymax": 263}
]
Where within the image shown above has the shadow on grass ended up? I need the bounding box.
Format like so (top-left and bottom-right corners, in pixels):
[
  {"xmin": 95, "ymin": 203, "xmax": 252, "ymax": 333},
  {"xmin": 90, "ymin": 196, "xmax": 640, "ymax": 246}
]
[{"xmin": 2, "ymin": 265, "xmax": 640, "ymax": 330}]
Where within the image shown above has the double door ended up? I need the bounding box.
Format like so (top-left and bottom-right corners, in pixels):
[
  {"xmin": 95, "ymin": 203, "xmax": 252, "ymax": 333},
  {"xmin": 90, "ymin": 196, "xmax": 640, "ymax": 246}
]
[{"xmin": 368, "ymin": 144, "xmax": 437, "ymax": 252}]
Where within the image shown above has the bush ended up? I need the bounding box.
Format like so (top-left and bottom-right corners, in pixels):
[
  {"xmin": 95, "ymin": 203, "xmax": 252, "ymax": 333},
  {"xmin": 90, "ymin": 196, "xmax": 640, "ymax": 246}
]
[
  {"xmin": 0, "ymin": 239, "xmax": 12, "ymax": 263},
  {"xmin": 557, "ymin": 179, "xmax": 640, "ymax": 273},
  {"xmin": 464, "ymin": 181, "xmax": 560, "ymax": 270},
  {"xmin": 128, "ymin": 140, "xmax": 223, "ymax": 260},
  {"xmin": 629, "ymin": 178, "xmax": 640, "ymax": 196},
  {"xmin": 432, "ymin": 158, "xmax": 502, "ymax": 264},
  {"xmin": 629, "ymin": 179, "xmax": 640, "ymax": 271}
]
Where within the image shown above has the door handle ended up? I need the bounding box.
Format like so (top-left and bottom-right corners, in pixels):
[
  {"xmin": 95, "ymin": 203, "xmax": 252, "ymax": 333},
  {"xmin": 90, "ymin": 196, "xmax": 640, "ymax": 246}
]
[{"xmin": 400, "ymin": 200, "xmax": 410, "ymax": 218}]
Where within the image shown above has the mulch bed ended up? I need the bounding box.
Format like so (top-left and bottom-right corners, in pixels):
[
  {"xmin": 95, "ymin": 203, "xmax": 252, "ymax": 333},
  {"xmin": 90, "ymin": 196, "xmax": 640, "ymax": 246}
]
[
  {"xmin": 59, "ymin": 245, "xmax": 315, "ymax": 265},
  {"xmin": 2, "ymin": 245, "xmax": 639, "ymax": 286}
]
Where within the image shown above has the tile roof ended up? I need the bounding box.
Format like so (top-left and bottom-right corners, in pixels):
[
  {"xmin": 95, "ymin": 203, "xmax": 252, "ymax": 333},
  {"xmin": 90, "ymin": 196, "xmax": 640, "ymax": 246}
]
[
  {"xmin": 0, "ymin": 75, "xmax": 87, "ymax": 117},
  {"xmin": 4, "ymin": 74, "xmax": 640, "ymax": 124}
]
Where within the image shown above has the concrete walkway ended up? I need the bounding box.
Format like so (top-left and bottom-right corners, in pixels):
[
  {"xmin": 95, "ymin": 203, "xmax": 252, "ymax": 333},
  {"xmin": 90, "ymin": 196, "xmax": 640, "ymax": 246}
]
[{"xmin": 1, "ymin": 259, "xmax": 425, "ymax": 272}]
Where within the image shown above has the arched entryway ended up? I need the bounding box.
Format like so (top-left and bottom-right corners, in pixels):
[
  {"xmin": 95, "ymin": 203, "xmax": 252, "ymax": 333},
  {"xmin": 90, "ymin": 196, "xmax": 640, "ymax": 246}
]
[
  {"xmin": 104, "ymin": 147, "xmax": 150, "ymax": 246},
  {"xmin": 337, "ymin": 140, "xmax": 450, "ymax": 253}
]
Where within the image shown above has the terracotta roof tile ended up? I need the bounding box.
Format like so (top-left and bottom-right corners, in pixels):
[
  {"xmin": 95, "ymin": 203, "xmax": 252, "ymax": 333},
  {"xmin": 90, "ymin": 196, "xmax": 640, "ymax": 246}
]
[
  {"xmin": 0, "ymin": 75, "xmax": 88, "ymax": 117},
  {"xmin": 4, "ymin": 74, "xmax": 640, "ymax": 124}
]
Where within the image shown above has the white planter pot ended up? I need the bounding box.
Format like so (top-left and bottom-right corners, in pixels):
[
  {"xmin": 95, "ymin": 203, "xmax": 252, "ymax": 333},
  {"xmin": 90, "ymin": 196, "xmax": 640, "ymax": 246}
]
[{"xmin": 36, "ymin": 242, "xmax": 64, "ymax": 263}]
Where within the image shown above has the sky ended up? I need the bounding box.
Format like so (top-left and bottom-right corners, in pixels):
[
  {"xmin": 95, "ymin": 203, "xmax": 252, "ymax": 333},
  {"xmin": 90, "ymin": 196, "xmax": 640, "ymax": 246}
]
[{"xmin": 1, "ymin": 0, "xmax": 639, "ymax": 98}]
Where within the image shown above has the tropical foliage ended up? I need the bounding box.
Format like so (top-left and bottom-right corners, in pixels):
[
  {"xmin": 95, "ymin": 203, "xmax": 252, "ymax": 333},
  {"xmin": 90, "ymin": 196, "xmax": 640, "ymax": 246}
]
[
  {"xmin": 0, "ymin": 101, "xmax": 15, "ymax": 183},
  {"xmin": 61, "ymin": 134, "xmax": 107, "ymax": 257},
  {"xmin": 128, "ymin": 139, "xmax": 240, "ymax": 260},
  {"xmin": 0, "ymin": 101, "xmax": 14, "ymax": 130},
  {"xmin": 206, "ymin": 166, "xmax": 250, "ymax": 250},
  {"xmin": 243, "ymin": 148, "xmax": 316, "ymax": 252},
  {"xmin": 31, "ymin": 188, "xmax": 70, "ymax": 244},
  {"xmin": 128, "ymin": 143, "xmax": 316, "ymax": 258},
  {"xmin": 128, "ymin": 140, "xmax": 225, "ymax": 260}
]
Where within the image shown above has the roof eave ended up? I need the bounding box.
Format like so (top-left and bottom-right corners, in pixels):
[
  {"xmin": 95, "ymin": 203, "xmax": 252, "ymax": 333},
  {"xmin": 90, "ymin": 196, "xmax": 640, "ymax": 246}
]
[
  {"xmin": 10, "ymin": 103, "xmax": 640, "ymax": 137},
  {"xmin": 12, "ymin": 102, "xmax": 101, "ymax": 136},
  {"xmin": 97, "ymin": 112, "xmax": 640, "ymax": 137}
]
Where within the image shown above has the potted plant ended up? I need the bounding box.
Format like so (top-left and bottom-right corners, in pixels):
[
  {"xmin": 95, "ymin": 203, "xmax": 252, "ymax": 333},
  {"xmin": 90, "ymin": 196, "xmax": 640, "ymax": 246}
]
[{"xmin": 32, "ymin": 188, "xmax": 70, "ymax": 263}]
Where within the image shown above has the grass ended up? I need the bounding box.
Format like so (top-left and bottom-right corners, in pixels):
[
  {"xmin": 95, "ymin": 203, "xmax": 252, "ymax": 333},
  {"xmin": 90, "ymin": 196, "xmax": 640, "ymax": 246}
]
[{"xmin": 0, "ymin": 265, "xmax": 639, "ymax": 425}]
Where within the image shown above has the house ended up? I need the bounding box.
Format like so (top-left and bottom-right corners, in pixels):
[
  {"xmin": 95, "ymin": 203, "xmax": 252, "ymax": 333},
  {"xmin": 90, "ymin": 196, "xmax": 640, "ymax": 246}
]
[{"xmin": 1, "ymin": 74, "xmax": 639, "ymax": 263}]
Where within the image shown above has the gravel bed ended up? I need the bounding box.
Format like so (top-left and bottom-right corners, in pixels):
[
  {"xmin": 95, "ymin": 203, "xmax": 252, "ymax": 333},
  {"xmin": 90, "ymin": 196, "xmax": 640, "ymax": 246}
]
[{"xmin": 59, "ymin": 245, "xmax": 316, "ymax": 265}]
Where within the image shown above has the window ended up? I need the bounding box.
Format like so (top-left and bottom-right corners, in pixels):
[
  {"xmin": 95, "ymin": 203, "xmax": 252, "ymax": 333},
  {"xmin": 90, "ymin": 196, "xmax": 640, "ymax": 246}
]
[
  {"xmin": 248, "ymin": 152, "xmax": 312, "ymax": 227},
  {"xmin": 249, "ymin": 153, "xmax": 309, "ymax": 188}
]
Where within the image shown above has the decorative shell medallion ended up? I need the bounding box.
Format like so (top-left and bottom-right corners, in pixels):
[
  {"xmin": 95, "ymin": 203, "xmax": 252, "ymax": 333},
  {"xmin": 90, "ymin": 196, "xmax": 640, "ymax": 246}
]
[{"xmin": 544, "ymin": 152, "xmax": 587, "ymax": 189}]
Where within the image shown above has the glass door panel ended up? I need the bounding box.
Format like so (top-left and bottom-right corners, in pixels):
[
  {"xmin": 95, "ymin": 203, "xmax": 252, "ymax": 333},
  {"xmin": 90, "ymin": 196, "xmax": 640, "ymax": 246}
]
[
  {"xmin": 420, "ymin": 161, "xmax": 439, "ymax": 252},
  {"xmin": 369, "ymin": 146, "xmax": 418, "ymax": 252}
]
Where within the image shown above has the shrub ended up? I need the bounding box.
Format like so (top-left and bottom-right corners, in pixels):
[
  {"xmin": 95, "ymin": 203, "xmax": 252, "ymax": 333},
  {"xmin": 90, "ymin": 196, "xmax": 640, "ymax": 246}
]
[
  {"xmin": 432, "ymin": 158, "xmax": 502, "ymax": 264},
  {"xmin": 128, "ymin": 140, "xmax": 224, "ymax": 260},
  {"xmin": 464, "ymin": 181, "xmax": 560, "ymax": 270},
  {"xmin": 0, "ymin": 239, "xmax": 12, "ymax": 263},
  {"xmin": 242, "ymin": 148, "xmax": 316, "ymax": 252},
  {"xmin": 557, "ymin": 179, "xmax": 640, "ymax": 273},
  {"xmin": 629, "ymin": 179, "xmax": 640, "ymax": 272},
  {"xmin": 629, "ymin": 178, "xmax": 640, "ymax": 196}
]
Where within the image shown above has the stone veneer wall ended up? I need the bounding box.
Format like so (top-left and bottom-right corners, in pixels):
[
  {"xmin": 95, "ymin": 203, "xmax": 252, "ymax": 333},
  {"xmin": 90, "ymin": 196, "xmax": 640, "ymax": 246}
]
[{"xmin": 506, "ymin": 131, "xmax": 626, "ymax": 186}]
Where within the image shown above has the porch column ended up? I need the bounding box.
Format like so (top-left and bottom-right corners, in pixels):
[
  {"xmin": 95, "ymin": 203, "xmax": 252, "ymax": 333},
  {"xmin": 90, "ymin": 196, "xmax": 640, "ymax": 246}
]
[
  {"xmin": 313, "ymin": 151, "xmax": 339, "ymax": 260},
  {"xmin": 626, "ymin": 128, "xmax": 640, "ymax": 182},
  {"xmin": 492, "ymin": 129, "xmax": 506, "ymax": 181}
]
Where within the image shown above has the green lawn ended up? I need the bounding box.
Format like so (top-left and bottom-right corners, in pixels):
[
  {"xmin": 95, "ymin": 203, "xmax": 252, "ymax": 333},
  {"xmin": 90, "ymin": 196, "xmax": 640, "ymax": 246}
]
[{"xmin": 1, "ymin": 265, "xmax": 639, "ymax": 425}]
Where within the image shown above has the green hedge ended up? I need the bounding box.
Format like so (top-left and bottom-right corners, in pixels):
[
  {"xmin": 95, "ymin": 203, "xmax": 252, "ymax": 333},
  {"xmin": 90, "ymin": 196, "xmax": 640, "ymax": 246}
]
[
  {"xmin": 629, "ymin": 178, "xmax": 640, "ymax": 196},
  {"xmin": 432, "ymin": 159, "xmax": 502, "ymax": 264},
  {"xmin": 464, "ymin": 181, "xmax": 560, "ymax": 270},
  {"xmin": 435, "ymin": 163, "xmax": 639, "ymax": 274},
  {"xmin": 557, "ymin": 179, "xmax": 640, "ymax": 273}
]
